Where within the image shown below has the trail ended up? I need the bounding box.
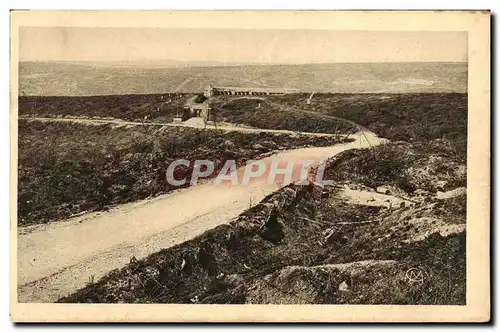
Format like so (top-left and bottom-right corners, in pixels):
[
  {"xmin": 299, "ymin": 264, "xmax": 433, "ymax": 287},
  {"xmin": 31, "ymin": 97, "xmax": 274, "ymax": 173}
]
[
  {"xmin": 17, "ymin": 130, "xmax": 386, "ymax": 303},
  {"xmin": 19, "ymin": 116, "xmax": 338, "ymax": 137}
]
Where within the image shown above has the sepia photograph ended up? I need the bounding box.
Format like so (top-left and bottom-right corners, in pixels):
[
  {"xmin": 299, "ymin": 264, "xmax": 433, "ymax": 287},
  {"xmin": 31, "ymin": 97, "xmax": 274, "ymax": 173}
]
[{"xmin": 10, "ymin": 10, "xmax": 490, "ymax": 322}]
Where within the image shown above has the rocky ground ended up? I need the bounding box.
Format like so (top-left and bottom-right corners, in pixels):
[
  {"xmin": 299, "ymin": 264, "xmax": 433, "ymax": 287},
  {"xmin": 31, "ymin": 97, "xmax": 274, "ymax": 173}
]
[{"xmin": 58, "ymin": 140, "xmax": 466, "ymax": 305}]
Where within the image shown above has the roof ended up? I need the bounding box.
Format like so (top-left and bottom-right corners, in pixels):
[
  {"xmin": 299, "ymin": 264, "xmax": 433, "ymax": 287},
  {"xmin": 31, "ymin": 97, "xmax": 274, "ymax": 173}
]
[{"xmin": 209, "ymin": 86, "xmax": 300, "ymax": 92}]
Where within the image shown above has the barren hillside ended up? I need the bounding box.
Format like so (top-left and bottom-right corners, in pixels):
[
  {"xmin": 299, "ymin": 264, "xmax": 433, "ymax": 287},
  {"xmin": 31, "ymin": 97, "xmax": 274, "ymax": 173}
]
[{"xmin": 20, "ymin": 61, "xmax": 467, "ymax": 96}]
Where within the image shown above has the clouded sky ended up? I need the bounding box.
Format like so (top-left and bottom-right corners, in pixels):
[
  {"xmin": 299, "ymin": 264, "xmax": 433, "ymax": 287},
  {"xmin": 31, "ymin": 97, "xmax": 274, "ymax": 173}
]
[{"xmin": 19, "ymin": 27, "xmax": 467, "ymax": 64}]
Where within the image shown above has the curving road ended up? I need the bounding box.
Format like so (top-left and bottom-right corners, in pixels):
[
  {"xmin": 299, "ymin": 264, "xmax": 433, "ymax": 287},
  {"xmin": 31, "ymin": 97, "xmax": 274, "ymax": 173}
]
[{"xmin": 17, "ymin": 129, "xmax": 386, "ymax": 303}]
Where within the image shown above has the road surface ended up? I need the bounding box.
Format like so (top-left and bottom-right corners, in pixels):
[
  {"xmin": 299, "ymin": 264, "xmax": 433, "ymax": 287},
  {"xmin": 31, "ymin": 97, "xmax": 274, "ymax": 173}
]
[{"xmin": 17, "ymin": 130, "xmax": 386, "ymax": 303}]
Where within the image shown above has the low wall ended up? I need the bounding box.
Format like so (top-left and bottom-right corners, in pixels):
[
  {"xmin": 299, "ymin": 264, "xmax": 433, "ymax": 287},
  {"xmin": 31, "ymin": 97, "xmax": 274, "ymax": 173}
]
[{"xmin": 206, "ymin": 86, "xmax": 299, "ymax": 97}]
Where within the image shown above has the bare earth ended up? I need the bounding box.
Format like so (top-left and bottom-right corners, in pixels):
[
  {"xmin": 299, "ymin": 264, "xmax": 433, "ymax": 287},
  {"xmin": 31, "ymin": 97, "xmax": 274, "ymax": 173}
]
[
  {"xmin": 17, "ymin": 131, "xmax": 386, "ymax": 303},
  {"xmin": 19, "ymin": 116, "xmax": 336, "ymax": 137}
]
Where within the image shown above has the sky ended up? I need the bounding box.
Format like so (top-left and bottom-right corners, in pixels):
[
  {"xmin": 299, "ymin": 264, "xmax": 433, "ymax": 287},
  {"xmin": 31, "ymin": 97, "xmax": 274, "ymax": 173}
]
[{"xmin": 19, "ymin": 27, "xmax": 467, "ymax": 64}]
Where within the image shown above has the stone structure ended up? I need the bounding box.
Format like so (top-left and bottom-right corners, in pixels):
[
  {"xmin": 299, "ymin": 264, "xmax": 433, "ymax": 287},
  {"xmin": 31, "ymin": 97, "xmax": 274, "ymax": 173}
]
[
  {"xmin": 183, "ymin": 100, "xmax": 211, "ymax": 121},
  {"xmin": 204, "ymin": 85, "xmax": 300, "ymax": 97},
  {"xmin": 177, "ymin": 84, "xmax": 300, "ymax": 125}
]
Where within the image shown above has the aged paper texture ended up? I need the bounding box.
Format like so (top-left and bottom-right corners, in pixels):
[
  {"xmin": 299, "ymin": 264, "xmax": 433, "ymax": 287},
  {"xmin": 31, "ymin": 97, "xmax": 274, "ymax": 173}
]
[{"xmin": 10, "ymin": 10, "xmax": 490, "ymax": 322}]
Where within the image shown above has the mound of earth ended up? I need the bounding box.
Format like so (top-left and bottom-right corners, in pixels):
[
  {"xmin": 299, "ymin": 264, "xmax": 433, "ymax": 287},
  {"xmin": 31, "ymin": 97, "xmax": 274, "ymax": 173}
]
[
  {"xmin": 324, "ymin": 140, "xmax": 467, "ymax": 194},
  {"xmin": 246, "ymin": 260, "xmax": 397, "ymax": 304}
]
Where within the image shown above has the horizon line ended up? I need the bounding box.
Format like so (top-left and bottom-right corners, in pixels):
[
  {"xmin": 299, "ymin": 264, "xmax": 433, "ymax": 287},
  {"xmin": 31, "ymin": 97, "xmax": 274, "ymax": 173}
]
[{"xmin": 20, "ymin": 59, "xmax": 468, "ymax": 67}]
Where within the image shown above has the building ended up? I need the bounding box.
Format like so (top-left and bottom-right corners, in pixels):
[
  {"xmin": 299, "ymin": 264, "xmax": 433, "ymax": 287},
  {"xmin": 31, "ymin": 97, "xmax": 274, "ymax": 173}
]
[
  {"xmin": 183, "ymin": 98, "xmax": 211, "ymax": 122},
  {"xmin": 204, "ymin": 85, "xmax": 299, "ymax": 97},
  {"xmin": 179, "ymin": 85, "xmax": 300, "ymax": 124}
]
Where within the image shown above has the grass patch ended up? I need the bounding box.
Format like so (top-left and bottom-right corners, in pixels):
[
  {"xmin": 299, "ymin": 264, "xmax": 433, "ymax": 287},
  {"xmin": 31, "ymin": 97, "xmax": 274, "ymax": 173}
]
[
  {"xmin": 324, "ymin": 140, "xmax": 466, "ymax": 194},
  {"xmin": 19, "ymin": 93, "xmax": 191, "ymax": 123},
  {"xmin": 270, "ymin": 93, "xmax": 467, "ymax": 159},
  {"xmin": 211, "ymin": 97, "xmax": 356, "ymax": 134}
]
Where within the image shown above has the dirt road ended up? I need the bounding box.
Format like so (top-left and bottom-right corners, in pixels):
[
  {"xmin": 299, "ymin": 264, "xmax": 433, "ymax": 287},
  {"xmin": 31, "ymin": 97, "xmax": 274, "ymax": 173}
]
[
  {"xmin": 19, "ymin": 116, "xmax": 338, "ymax": 137},
  {"xmin": 17, "ymin": 131, "xmax": 386, "ymax": 303}
]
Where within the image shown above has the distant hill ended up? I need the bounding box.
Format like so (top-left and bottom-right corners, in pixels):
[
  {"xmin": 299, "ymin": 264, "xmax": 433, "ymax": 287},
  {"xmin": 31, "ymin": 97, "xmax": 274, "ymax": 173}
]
[{"xmin": 19, "ymin": 61, "xmax": 467, "ymax": 96}]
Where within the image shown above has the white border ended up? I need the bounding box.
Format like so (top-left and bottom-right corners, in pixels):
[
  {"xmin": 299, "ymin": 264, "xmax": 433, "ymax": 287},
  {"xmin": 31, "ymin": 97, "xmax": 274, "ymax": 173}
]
[{"xmin": 2, "ymin": 1, "xmax": 495, "ymax": 330}]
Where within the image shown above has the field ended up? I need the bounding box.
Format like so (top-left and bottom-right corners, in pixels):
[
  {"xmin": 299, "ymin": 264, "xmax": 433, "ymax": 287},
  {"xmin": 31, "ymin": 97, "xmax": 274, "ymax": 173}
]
[
  {"xmin": 19, "ymin": 93, "xmax": 190, "ymax": 123},
  {"xmin": 18, "ymin": 120, "xmax": 345, "ymax": 226},
  {"xmin": 211, "ymin": 97, "xmax": 356, "ymax": 133},
  {"xmin": 20, "ymin": 61, "xmax": 467, "ymax": 96},
  {"xmin": 268, "ymin": 93, "xmax": 467, "ymax": 158},
  {"xmin": 212, "ymin": 93, "xmax": 467, "ymax": 154},
  {"xmin": 19, "ymin": 92, "xmax": 467, "ymax": 151},
  {"xmin": 36, "ymin": 91, "xmax": 467, "ymax": 304}
]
